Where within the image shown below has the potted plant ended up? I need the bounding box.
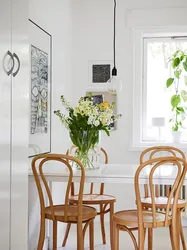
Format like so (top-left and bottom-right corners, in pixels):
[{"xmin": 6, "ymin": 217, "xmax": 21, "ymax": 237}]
[{"xmin": 166, "ymin": 50, "xmax": 187, "ymax": 142}]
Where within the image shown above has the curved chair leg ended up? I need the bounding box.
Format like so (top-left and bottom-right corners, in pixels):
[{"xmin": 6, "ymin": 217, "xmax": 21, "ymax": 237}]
[
  {"xmin": 62, "ymin": 223, "xmax": 71, "ymax": 247},
  {"xmin": 172, "ymin": 210, "xmax": 180, "ymax": 250},
  {"xmin": 119, "ymin": 225, "xmax": 138, "ymax": 250},
  {"xmin": 144, "ymin": 228, "xmax": 146, "ymax": 242},
  {"xmin": 100, "ymin": 204, "xmax": 106, "ymax": 244},
  {"xmin": 37, "ymin": 216, "xmax": 45, "ymax": 250},
  {"xmin": 53, "ymin": 221, "xmax": 57, "ymax": 250},
  {"xmin": 77, "ymin": 222, "xmax": 84, "ymax": 250},
  {"xmin": 89, "ymin": 220, "xmax": 94, "ymax": 250},
  {"xmin": 113, "ymin": 222, "xmax": 119, "ymax": 250},
  {"xmin": 138, "ymin": 227, "xmax": 145, "ymax": 250},
  {"xmin": 148, "ymin": 228, "xmax": 153, "ymax": 250},
  {"xmin": 179, "ymin": 216, "xmax": 186, "ymax": 250},
  {"xmin": 110, "ymin": 203, "xmax": 114, "ymax": 248},
  {"xmin": 169, "ymin": 225, "xmax": 175, "ymax": 250}
]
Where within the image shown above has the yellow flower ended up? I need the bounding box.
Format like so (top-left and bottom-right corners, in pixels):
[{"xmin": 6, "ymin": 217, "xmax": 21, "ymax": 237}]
[{"xmin": 99, "ymin": 101, "xmax": 109, "ymax": 110}]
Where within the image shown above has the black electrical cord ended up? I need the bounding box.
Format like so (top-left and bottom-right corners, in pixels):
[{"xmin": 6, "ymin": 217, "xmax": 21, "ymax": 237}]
[
  {"xmin": 113, "ymin": 0, "xmax": 116, "ymax": 68},
  {"xmin": 112, "ymin": 0, "xmax": 117, "ymax": 76}
]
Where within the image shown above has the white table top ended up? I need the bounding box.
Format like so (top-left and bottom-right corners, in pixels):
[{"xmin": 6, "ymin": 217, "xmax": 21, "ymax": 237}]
[{"xmin": 28, "ymin": 163, "xmax": 187, "ymax": 185}]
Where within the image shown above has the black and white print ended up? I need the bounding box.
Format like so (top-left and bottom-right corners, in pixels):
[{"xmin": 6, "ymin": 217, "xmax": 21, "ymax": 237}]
[
  {"xmin": 92, "ymin": 64, "xmax": 110, "ymax": 83},
  {"xmin": 92, "ymin": 94, "xmax": 104, "ymax": 105},
  {"xmin": 31, "ymin": 45, "xmax": 48, "ymax": 134}
]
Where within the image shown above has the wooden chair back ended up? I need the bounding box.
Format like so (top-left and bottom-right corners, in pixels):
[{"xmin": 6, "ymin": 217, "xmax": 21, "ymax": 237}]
[
  {"xmin": 32, "ymin": 153, "xmax": 85, "ymax": 222},
  {"xmin": 67, "ymin": 146, "xmax": 108, "ymax": 195},
  {"xmin": 135, "ymin": 156, "xmax": 187, "ymax": 228},
  {"xmin": 140, "ymin": 146, "xmax": 185, "ymax": 163},
  {"xmin": 140, "ymin": 146, "xmax": 185, "ymax": 197}
]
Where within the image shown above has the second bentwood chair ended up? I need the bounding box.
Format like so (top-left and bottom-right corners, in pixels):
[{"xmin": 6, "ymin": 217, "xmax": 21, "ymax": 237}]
[
  {"xmin": 113, "ymin": 156, "xmax": 187, "ymax": 250},
  {"xmin": 32, "ymin": 154, "xmax": 97, "ymax": 250},
  {"xmin": 140, "ymin": 146, "xmax": 187, "ymax": 250},
  {"xmin": 62, "ymin": 146, "xmax": 116, "ymax": 248}
]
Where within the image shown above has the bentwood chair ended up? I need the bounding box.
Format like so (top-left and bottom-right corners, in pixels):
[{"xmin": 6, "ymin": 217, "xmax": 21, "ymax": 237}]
[
  {"xmin": 140, "ymin": 146, "xmax": 187, "ymax": 250},
  {"xmin": 113, "ymin": 156, "xmax": 187, "ymax": 250},
  {"xmin": 32, "ymin": 154, "xmax": 97, "ymax": 250},
  {"xmin": 62, "ymin": 146, "xmax": 116, "ymax": 247}
]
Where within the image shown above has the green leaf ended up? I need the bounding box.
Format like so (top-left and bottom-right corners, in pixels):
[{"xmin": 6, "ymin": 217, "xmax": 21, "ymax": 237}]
[
  {"xmin": 183, "ymin": 60, "xmax": 187, "ymax": 71},
  {"xmin": 172, "ymin": 57, "xmax": 180, "ymax": 68},
  {"xmin": 173, "ymin": 50, "xmax": 180, "ymax": 57},
  {"xmin": 174, "ymin": 69, "xmax": 182, "ymax": 79},
  {"xmin": 184, "ymin": 75, "xmax": 187, "ymax": 86},
  {"xmin": 177, "ymin": 106, "xmax": 185, "ymax": 113},
  {"xmin": 181, "ymin": 90, "xmax": 187, "ymax": 102},
  {"xmin": 172, "ymin": 125, "xmax": 178, "ymax": 131},
  {"xmin": 166, "ymin": 78, "xmax": 174, "ymax": 88},
  {"xmin": 171, "ymin": 95, "xmax": 181, "ymax": 108}
]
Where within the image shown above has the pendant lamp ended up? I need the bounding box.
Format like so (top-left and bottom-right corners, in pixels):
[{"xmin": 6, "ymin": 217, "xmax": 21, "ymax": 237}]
[{"xmin": 106, "ymin": 0, "xmax": 122, "ymax": 94}]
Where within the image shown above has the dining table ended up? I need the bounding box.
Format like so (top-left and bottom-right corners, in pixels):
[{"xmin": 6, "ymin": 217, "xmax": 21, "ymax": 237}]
[
  {"xmin": 28, "ymin": 163, "xmax": 187, "ymax": 249},
  {"xmin": 28, "ymin": 163, "xmax": 187, "ymax": 185}
]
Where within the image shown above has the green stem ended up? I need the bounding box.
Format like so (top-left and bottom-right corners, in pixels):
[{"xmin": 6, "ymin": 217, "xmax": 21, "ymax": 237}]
[{"xmin": 75, "ymin": 150, "xmax": 94, "ymax": 169}]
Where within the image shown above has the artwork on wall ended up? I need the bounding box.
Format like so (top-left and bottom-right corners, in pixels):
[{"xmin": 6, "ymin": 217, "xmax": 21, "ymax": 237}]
[
  {"xmin": 92, "ymin": 65, "xmax": 110, "ymax": 83},
  {"xmin": 86, "ymin": 91, "xmax": 117, "ymax": 130},
  {"xmin": 29, "ymin": 19, "xmax": 52, "ymax": 157},
  {"xmin": 88, "ymin": 60, "xmax": 112, "ymax": 87},
  {"xmin": 31, "ymin": 45, "xmax": 48, "ymax": 134},
  {"xmin": 84, "ymin": 94, "xmax": 104, "ymax": 105}
]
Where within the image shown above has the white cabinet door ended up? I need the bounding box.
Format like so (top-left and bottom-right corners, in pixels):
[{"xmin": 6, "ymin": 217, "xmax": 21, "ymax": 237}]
[
  {"xmin": 0, "ymin": 0, "xmax": 11, "ymax": 249},
  {"xmin": 11, "ymin": 0, "xmax": 29, "ymax": 249}
]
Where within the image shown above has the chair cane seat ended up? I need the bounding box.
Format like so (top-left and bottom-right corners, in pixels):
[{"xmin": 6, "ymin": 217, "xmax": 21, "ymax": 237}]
[
  {"xmin": 45, "ymin": 205, "xmax": 97, "ymax": 222},
  {"xmin": 69, "ymin": 194, "xmax": 116, "ymax": 205},
  {"xmin": 113, "ymin": 209, "xmax": 172, "ymax": 228},
  {"xmin": 141, "ymin": 197, "xmax": 187, "ymax": 209}
]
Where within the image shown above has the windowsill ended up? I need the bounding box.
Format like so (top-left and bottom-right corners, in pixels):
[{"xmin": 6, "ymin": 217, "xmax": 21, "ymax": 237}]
[{"xmin": 129, "ymin": 141, "xmax": 187, "ymax": 152}]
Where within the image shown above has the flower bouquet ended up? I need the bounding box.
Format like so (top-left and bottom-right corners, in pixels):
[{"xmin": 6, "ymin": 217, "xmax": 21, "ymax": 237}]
[{"xmin": 54, "ymin": 93, "xmax": 121, "ymax": 169}]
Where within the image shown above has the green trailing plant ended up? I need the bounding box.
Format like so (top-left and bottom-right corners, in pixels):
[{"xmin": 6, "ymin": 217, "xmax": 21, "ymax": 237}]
[{"xmin": 166, "ymin": 50, "xmax": 187, "ymax": 131}]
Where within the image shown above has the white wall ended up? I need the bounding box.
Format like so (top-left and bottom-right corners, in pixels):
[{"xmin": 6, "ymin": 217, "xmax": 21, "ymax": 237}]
[{"xmin": 29, "ymin": 1, "xmax": 73, "ymax": 249}]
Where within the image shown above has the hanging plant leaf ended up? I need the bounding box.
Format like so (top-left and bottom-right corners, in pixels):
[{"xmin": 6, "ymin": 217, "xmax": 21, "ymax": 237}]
[
  {"xmin": 172, "ymin": 57, "xmax": 180, "ymax": 68},
  {"xmin": 166, "ymin": 78, "xmax": 174, "ymax": 88},
  {"xmin": 172, "ymin": 125, "xmax": 178, "ymax": 131},
  {"xmin": 181, "ymin": 90, "xmax": 187, "ymax": 102},
  {"xmin": 171, "ymin": 95, "xmax": 181, "ymax": 108},
  {"xmin": 184, "ymin": 75, "xmax": 187, "ymax": 86},
  {"xmin": 174, "ymin": 69, "xmax": 182, "ymax": 79},
  {"xmin": 177, "ymin": 106, "xmax": 185, "ymax": 113},
  {"xmin": 173, "ymin": 50, "xmax": 180, "ymax": 57},
  {"xmin": 183, "ymin": 60, "xmax": 187, "ymax": 71}
]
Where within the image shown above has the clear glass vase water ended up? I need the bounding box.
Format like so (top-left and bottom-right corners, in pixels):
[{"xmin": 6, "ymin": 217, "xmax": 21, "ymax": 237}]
[{"xmin": 69, "ymin": 130, "xmax": 101, "ymax": 170}]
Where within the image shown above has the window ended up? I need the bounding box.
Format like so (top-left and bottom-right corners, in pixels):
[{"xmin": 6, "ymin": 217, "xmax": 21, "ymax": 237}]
[
  {"xmin": 132, "ymin": 28, "xmax": 187, "ymax": 148},
  {"xmin": 143, "ymin": 37, "xmax": 187, "ymax": 142}
]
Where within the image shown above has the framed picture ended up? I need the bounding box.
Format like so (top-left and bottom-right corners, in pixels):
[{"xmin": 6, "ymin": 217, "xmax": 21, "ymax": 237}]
[
  {"xmin": 28, "ymin": 19, "xmax": 52, "ymax": 157},
  {"xmin": 88, "ymin": 60, "xmax": 112, "ymax": 88},
  {"xmin": 86, "ymin": 91, "xmax": 117, "ymax": 130},
  {"xmin": 85, "ymin": 94, "xmax": 104, "ymax": 105}
]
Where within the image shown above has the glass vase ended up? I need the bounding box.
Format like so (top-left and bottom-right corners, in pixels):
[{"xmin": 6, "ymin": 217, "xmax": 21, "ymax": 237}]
[{"xmin": 69, "ymin": 130, "xmax": 101, "ymax": 170}]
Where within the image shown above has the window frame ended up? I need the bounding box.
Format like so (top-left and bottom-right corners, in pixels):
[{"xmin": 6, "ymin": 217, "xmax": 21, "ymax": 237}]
[{"xmin": 131, "ymin": 26, "xmax": 187, "ymax": 150}]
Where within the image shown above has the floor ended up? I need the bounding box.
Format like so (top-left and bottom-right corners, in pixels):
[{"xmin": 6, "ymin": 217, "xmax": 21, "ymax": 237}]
[{"xmin": 59, "ymin": 222, "xmax": 187, "ymax": 250}]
